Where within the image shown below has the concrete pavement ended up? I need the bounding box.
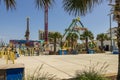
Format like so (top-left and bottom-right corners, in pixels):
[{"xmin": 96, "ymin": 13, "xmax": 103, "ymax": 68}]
[{"xmin": 0, "ymin": 53, "xmax": 118, "ymax": 79}]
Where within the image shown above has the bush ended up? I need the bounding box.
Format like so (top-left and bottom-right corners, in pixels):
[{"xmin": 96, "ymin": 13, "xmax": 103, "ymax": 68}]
[
  {"xmin": 26, "ymin": 64, "xmax": 58, "ymax": 80},
  {"xmin": 73, "ymin": 62, "xmax": 110, "ymax": 80},
  {"xmin": 94, "ymin": 47, "xmax": 105, "ymax": 53},
  {"xmin": 74, "ymin": 71, "xmax": 109, "ymax": 80}
]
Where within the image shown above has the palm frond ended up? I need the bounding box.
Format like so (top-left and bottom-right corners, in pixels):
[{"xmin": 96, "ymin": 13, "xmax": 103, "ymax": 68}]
[
  {"xmin": 4, "ymin": 0, "xmax": 16, "ymax": 10},
  {"xmin": 63, "ymin": 0, "xmax": 102, "ymax": 16},
  {"xmin": 35, "ymin": 0, "xmax": 54, "ymax": 9}
]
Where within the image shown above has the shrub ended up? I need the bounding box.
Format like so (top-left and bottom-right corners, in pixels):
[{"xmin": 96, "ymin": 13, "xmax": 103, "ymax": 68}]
[
  {"xmin": 26, "ymin": 64, "xmax": 58, "ymax": 80},
  {"xmin": 73, "ymin": 62, "xmax": 110, "ymax": 80}
]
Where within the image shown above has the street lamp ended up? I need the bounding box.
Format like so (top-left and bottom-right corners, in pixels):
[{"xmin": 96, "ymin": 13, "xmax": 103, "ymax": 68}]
[
  {"xmin": 108, "ymin": 2, "xmax": 115, "ymax": 52},
  {"xmin": 109, "ymin": 13, "xmax": 113, "ymax": 52}
]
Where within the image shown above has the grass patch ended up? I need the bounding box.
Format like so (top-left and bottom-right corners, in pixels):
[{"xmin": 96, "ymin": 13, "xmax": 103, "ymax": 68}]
[
  {"xmin": 72, "ymin": 62, "xmax": 110, "ymax": 80},
  {"xmin": 26, "ymin": 64, "xmax": 58, "ymax": 80}
]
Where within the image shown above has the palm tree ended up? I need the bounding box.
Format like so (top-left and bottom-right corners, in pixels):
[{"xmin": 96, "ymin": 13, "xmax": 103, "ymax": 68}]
[
  {"xmin": 48, "ymin": 32, "xmax": 62, "ymax": 53},
  {"xmin": 66, "ymin": 33, "xmax": 78, "ymax": 49},
  {"xmin": 114, "ymin": 0, "xmax": 120, "ymax": 79},
  {"xmin": 66, "ymin": 33, "xmax": 72, "ymax": 48},
  {"xmin": 1, "ymin": 0, "xmax": 16, "ymax": 10},
  {"xmin": 35, "ymin": 0, "xmax": 54, "ymax": 43},
  {"xmin": 80, "ymin": 30, "xmax": 94, "ymax": 53},
  {"xmin": 96, "ymin": 33, "xmax": 109, "ymax": 52},
  {"xmin": 48, "ymin": 33, "xmax": 54, "ymax": 44},
  {"xmin": 62, "ymin": 0, "xmax": 102, "ymax": 16}
]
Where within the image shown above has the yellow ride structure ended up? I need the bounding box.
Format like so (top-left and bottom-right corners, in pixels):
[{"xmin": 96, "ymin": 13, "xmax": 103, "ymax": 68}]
[
  {"xmin": 0, "ymin": 46, "xmax": 15, "ymax": 64},
  {"xmin": 6, "ymin": 49, "xmax": 15, "ymax": 64},
  {"xmin": 61, "ymin": 17, "xmax": 87, "ymax": 51}
]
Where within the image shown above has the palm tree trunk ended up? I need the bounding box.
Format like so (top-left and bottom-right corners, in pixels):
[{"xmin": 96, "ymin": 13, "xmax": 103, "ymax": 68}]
[
  {"xmin": 72, "ymin": 38, "xmax": 74, "ymax": 49},
  {"xmin": 117, "ymin": 22, "xmax": 120, "ymax": 80},
  {"xmin": 44, "ymin": 4, "xmax": 48, "ymax": 42},
  {"xmin": 101, "ymin": 40, "xmax": 104, "ymax": 52},
  {"xmin": 85, "ymin": 37, "xmax": 88, "ymax": 53},
  {"xmin": 69, "ymin": 40, "xmax": 71, "ymax": 48},
  {"xmin": 61, "ymin": 38, "xmax": 63, "ymax": 49},
  {"xmin": 116, "ymin": 0, "xmax": 120, "ymax": 79},
  {"xmin": 54, "ymin": 38, "xmax": 56, "ymax": 53}
]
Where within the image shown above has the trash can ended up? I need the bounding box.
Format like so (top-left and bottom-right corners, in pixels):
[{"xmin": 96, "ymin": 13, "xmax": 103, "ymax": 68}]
[
  {"xmin": 112, "ymin": 49, "xmax": 119, "ymax": 54},
  {"xmin": 58, "ymin": 50, "xmax": 62, "ymax": 55},
  {"xmin": 64, "ymin": 50, "xmax": 67, "ymax": 55},
  {"xmin": 59, "ymin": 50, "xmax": 67, "ymax": 55},
  {"xmin": 72, "ymin": 50, "xmax": 78, "ymax": 54},
  {"xmin": 0, "ymin": 63, "xmax": 24, "ymax": 80},
  {"xmin": 88, "ymin": 49, "xmax": 95, "ymax": 54}
]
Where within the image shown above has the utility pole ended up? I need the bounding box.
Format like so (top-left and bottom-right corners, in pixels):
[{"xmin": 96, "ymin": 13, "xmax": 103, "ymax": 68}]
[
  {"xmin": 109, "ymin": 14, "xmax": 112, "ymax": 52},
  {"xmin": 108, "ymin": 2, "xmax": 113, "ymax": 52}
]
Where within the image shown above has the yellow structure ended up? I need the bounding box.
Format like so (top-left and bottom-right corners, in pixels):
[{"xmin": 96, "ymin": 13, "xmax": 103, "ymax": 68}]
[
  {"xmin": 62, "ymin": 40, "xmax": 69, "ymax": 50},
  {"xmin": 0, "ymin": 50, "xmax": 4, "ymax": 58},
  {"xmin": 18, "ymin": 48, "xmax": 22, "ymax": 56},
  {"xmin": 6, "ymin": 48, "xmax": 15, "ymax": 64}
]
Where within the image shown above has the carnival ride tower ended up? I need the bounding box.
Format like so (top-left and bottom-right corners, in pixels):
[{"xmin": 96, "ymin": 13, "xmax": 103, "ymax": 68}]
[{"xmin": 25, "ymin": 17, "xmax": 30, "ymax": 41}]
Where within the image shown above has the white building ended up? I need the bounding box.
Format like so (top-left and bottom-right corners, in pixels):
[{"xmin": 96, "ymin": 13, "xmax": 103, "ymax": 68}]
[
  {"xmin": 96, "ymin": 27, "xmax": 118, "ymax": 51},
  {"xmin": 106, "ymin": 27, "xmax": 118, "ymax": 50}
]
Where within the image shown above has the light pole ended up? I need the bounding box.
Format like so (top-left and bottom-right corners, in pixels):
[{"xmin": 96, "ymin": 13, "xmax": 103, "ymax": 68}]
[
  {"xmin": 109, "ymin": 13, "xmax": 112, "ymax": 52},
  {"xmin": 108, "ymin": 3, "xmax": 114, "ymax": 52}
]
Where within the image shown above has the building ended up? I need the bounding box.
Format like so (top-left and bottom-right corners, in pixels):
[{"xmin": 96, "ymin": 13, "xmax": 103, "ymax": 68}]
[
  {"xmin": 9, "ymin": 40, "xmax": 41, "ymax": 48},
  {"xmin": 106, "ymin": 27, "xmax": 118, "ymax": 50},
  {"xmin": 38, "ymin": 30, "xmax": 61, "ymax": 52},
  {"xmin": 38, "ymin": 30, "xmax": 56, "ymax": 41},
  {"xmin": 96, "ymin": 27, "xmax": 118, "ymax": 51},
  {"xmin": 39, "ymin": 30, "xmax": 45, "ymax": 40}
]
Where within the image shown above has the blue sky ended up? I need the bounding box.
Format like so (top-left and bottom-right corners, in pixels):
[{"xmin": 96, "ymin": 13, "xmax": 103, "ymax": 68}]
[{"xmin": 0, "ymin": 0, "xmax": 117, "ymax": 43}]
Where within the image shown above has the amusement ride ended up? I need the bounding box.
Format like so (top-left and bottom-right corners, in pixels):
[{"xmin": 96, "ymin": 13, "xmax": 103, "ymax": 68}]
[{"xmin": 61, "ymin": 17, "xmax": 87, "ymax": 51}]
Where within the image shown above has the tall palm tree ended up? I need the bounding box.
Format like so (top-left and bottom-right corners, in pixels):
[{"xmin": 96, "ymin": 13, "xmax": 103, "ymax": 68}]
[
  {"xmin": 1, "ymin": 0, "xmax": 16, "ymax": 10},
  {"xmin": 96, "ymin": 33, "xmax": 109, "ymax": 51},
  {"xmin": 114, "ymin": 0, "xmax": 120, "ymax": 79},
  {"xmin": 80, "ymin": 30, "xmax": 94, "ymax": 53},
  {"xmin": 66, "ymin": 33, "xmax": 78, "ymax": 49},
  {"xmin": 35, "ymin": 0, "xmax": 54, "ymax": 43},
  {"xmin": 49, "ymin": 32, "xmax": 62, "ymax": 53}
]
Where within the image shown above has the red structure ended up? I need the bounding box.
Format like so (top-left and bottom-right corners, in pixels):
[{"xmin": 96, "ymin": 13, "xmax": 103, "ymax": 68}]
[{"xmin": 44, "ymin": 4, "xmax": 48, "ymax": 43}]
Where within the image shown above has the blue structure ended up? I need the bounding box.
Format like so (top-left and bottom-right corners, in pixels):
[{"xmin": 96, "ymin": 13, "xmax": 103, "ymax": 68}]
[
  {"xmin": 88, "ymin": 49, "xmax": 95, "ymax": 54},
  {"xmin": 9, "ymin": 40, "xmax": 42, "ymax": 48},
  {"xmin": 112, "ymin": 49, "xmax": 119, "ymax": 54},
  {"xmin": 0, "ymin": 64, "xmax": 24, "ymax": 80},
  {"xmin": 7, "ymin": 68, "xmax": 24, "ymax": 80},
  {"xmin": 59, "ymin": 50, "xmax": 67, "ymax": 55}
]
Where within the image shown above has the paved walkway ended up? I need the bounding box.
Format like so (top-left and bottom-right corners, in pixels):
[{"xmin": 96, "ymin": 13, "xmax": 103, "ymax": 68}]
[{"xmin": 0, "ymin": 53, "xmax": 118, "ymax": 79}]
